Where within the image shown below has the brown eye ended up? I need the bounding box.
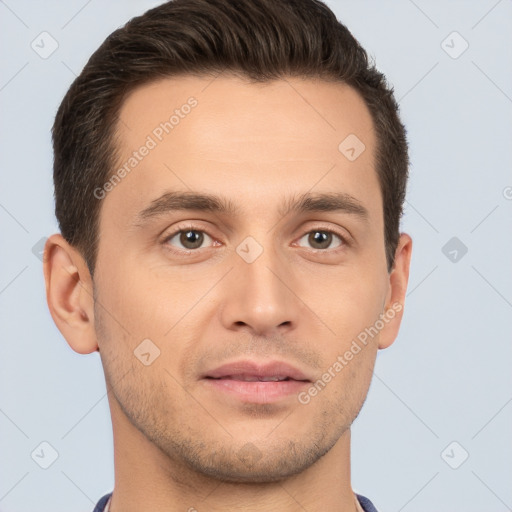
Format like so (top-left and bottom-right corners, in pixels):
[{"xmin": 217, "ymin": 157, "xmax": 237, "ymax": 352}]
[
  {"xmin": 166, "ymin": 229, "xmax": 212, "ymax": 250},
  {"xmin": 297, "ymin": 230, "xmax": 344, "ymax": 250}
]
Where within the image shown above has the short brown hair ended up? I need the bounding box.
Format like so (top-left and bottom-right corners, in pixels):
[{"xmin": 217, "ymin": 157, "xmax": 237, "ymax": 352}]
[{"xmin": 52, "ymin": 0, "xmax": 408, "ymax": 275}]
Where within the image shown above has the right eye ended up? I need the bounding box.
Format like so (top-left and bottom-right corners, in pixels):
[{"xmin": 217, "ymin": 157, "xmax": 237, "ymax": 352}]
[{"xmin": 164, "ymin": 227, "xmax": 216, "ymax": 251}]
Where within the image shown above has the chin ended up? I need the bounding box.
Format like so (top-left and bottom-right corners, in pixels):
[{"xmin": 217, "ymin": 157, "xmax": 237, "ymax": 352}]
[{"xmin": 177, "ymin": 439, "xmax": 333, "ymax": 484}]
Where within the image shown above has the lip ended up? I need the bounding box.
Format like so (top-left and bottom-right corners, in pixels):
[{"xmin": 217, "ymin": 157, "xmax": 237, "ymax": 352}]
[
  {"xmin": 201, "ymin": 360, "xmax": 311, "ymax": 404},
  {"xmin": 203, "ymin": 360, "xmax": 311, "ymax": 381}
]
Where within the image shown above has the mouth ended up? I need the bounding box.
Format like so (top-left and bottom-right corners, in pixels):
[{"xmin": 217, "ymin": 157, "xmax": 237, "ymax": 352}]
[
  {"xmin": 206, "ymin": 375, "xmax": 300, "ymax": 382},
  {"xmin": 201, "ymin": 360, "xmax": 311, "ymax": 404}
]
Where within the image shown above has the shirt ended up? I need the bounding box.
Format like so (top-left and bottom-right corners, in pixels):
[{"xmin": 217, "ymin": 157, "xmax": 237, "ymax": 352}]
[{"xmin": 93, "ymin": 491, "xmax": 379, "ymax": 511}]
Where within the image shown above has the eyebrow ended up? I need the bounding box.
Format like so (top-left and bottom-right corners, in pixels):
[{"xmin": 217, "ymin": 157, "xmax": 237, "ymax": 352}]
[{"xmin": 133, "ymin": 190, "xmax": 369, "ymax": 225}]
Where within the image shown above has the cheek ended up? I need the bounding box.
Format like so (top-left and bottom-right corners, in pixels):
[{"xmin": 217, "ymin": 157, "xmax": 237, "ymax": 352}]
[
  {"xmin": 94, "ymin": 254, "xmax": 208, "ymax": 343},
  {"xmin": 95, "ymin": 295, "xmax": 183, "ymax": 421},
  {"xmin": 303, "ymin": 268, "xmax": 388, "ymax": 348}
]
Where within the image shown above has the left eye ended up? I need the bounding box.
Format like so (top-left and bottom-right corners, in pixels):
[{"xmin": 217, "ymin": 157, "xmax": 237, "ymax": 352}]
[
  {"xmin": 296, "ymin": 230, "xmax": 344, "ymax": 250},
  {"xmin": 166, "ymin": 229, "xmax": 214, "ymax": 250}
]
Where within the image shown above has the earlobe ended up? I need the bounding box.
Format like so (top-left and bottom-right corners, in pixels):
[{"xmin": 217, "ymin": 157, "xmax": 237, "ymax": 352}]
[
  {"xmin": 378, "ymin": 233, "xmax": 413, "ymax": 350},
  {"xmin": 43, "ymin": 234, "xmax": 98, "ymax": 354}
]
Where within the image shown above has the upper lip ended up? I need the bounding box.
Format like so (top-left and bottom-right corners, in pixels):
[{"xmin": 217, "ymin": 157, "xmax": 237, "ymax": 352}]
[{"xmin": 203, "ymin": 360, "xmax": 311, "ymax": 381}]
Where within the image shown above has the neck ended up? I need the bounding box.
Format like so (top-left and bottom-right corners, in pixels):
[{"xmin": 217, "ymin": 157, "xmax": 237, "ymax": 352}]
[{"xmin": 108, "ymin": 397, "xmax": 357, "ymax": 512}]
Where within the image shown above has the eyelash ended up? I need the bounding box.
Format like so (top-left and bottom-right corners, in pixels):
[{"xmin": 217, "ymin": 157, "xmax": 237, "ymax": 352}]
[{"xmin": 162, "ymin": 223, "xmax": 350, "ymax": 255}]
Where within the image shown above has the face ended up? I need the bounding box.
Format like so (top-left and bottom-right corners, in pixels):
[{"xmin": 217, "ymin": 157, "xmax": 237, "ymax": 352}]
[{"xmin": 93, "ymin": 74, "xmax": 396, "ymax": 482}]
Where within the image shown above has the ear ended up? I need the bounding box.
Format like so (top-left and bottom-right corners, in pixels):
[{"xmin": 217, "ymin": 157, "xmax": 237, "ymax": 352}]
[
  {"xmin": 378, "ymin": 233, "xmax": 413, "ymax": 349},
  {"xmin": 43, "ymin": 233, "xmax": 98, "ymax": 354}
]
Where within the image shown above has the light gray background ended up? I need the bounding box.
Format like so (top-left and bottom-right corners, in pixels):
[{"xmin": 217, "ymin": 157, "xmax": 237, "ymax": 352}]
[{"xmin": 1, "ymin": 1, "xmax": 511, "ymax": 511}]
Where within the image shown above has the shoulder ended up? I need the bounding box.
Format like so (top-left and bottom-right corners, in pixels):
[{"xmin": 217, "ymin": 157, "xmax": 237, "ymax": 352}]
[
  {"xmin": 92, "ymin": 492, "xmax": 112, "ymax": 512},
  {"xmin": 356, "ymin": 492, "xmax": 380, "ymax": 512}
]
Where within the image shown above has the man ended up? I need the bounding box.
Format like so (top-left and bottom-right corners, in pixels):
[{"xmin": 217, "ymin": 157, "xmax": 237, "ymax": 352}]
[{"xmin": 43, "ymin": 0, "xmax": 412, "ymax": 510}]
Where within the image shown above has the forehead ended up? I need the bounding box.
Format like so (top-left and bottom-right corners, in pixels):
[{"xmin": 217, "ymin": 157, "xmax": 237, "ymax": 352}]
[
  {"xmin": 104, "ymin": 74, "xmax": 380, "ymax": 225},
  {"xmin": 117, "ymin": 74, "xmax": 375, "ymax": 156}
]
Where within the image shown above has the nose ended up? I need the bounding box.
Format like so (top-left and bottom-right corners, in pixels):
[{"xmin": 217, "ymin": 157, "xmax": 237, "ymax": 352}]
[{"xmin": 219, "ymin": 242, "xmax": 299, "ymax": 337}]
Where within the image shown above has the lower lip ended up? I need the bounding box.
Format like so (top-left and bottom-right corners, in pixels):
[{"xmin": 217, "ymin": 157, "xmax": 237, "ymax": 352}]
[{"xmin": 202, "ymin": 378, "xmax": 309, "ymax": 404}]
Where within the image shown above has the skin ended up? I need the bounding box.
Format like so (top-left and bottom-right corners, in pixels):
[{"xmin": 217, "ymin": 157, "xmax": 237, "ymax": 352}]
[{"xmin": 44, "ymin": 74, "xmax": 412, "ymax": 512}]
